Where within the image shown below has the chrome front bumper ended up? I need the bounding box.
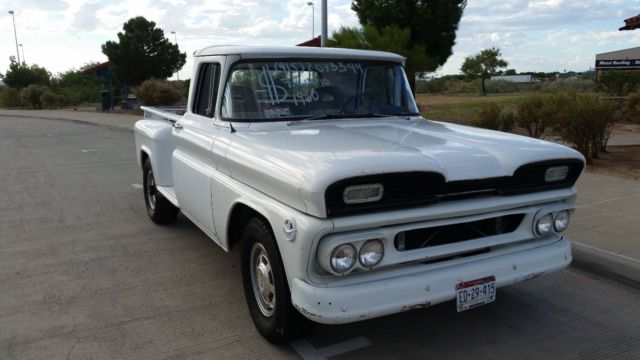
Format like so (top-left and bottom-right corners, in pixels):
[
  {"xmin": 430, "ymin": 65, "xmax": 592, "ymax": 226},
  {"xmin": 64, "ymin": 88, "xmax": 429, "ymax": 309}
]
[{"xmin": 291, "ymin": 237, "xmax": 572, "ymax": 324}]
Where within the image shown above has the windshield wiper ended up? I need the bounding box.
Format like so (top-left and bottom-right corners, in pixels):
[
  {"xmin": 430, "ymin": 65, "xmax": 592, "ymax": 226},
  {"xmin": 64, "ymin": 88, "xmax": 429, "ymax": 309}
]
[{"xmin": 286, "ymin": 114, "xmax": 344, "ymax": 126}]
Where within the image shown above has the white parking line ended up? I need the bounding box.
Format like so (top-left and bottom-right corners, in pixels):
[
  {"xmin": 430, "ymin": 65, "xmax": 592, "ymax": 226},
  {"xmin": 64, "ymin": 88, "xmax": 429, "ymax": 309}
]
[
  {"xmin": 131, "ymin": 183, "xmax": 143, "ymax": 189},
  {"xmin": 80, "ymin": 149, "xmax": 97, "ymax": 153},
  {"xmin": 291, "ymin": 337, "xmax": 371, "ymax": 360}
]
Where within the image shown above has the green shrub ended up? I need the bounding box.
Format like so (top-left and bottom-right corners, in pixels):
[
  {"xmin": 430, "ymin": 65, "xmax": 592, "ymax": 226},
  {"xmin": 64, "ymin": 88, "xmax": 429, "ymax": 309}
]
[
  {"xmin": 416, "ymin": 78, "xmax": 447, "ymax": 93},
  {"xmin": 540, "ymin": 79, "xmax": 596, "ymax": 93},
  {"xmin": 0, "ymin": 87, "xmax": 22, "ymax": 108},
  {"xmin": 599, "ymin": 70, "xmax": 640, "ymax": 96},
  {"xmin": 550, "ymin": 93, "xmax": 618, "ymax": 162},
  {"xmin": 40, "ymin": 90, "xmax": 58, "ymax": 109},
  {"xmin": 135, "ymin": 79, "xmax": 182, "ymax": 106},
  {"xmin": 515, "ymin": 96, "xmax": 550, "ymax": 138},
  {"xmin": 443, "ymin": 79, "xmax": 479, "ymax": 93},
  {"xmin": 625, "ymin": 90, "xmax": 640, "ymax": 123},
  {"xmin": 62, "ymin": 86, "xmax": 95, "ymax": 110},
  {"xmin": 484, "ymin": 80, "xmax": 521, "ymax": 94},
  {"xmin": 473, "ymin": 103, "xmax": 514, "ymax": 132},
  {"xmin": 20, "ymin": 84, "xmax": 49, "ymax": 109}
]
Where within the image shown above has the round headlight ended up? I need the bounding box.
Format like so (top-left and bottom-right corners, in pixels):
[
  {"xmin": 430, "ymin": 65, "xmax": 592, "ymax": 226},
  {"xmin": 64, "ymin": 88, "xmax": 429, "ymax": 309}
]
[
  {"xmin": 536, "ymin": 213, "xmax": 554, "ymax": 236},
  {"xmin": 359, "ymin": 239, "xmax": 384, "ymax": 268},
  {"xmin": 330, "ymin": 244, "xmax": 357, "ymax": 273},
  {"xmin": 554, "ymin": 211, "xmax": 570, "ymax": 232}
]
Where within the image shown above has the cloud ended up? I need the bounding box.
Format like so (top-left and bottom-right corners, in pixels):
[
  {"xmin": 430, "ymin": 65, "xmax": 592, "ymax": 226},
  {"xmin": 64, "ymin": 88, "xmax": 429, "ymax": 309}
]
[{"xmin": 1, "ymin": 0, "xmax": 639, "ymax": 79}]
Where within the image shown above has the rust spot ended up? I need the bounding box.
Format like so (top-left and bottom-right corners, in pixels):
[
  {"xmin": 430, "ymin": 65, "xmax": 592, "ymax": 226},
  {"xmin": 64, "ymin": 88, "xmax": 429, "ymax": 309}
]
[
  {"xmin": 294, "ymin": 304, "xmax": 322, "ymax": 319},
  {"xmin": 401, "ymin": 301, "xmax": 431, "ymax": 312},
  {"xmin": 524, "ymin": 271, "xmax": 545, "ymax": 280}
]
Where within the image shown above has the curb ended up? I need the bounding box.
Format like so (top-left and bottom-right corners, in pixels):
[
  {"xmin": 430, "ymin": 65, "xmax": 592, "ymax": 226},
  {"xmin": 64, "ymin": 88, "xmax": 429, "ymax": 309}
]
[
  {"xmin": 0, "ymin": 112, "xmax": 135, "ymax": 132},
  {"xmin": 571, "ymin": 242, "xmax": 640, "ymax": 290}
]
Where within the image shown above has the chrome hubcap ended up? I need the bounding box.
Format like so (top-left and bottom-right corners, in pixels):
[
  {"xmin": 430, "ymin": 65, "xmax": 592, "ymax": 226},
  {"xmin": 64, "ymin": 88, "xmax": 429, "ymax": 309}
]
[
  {"xmin": 146, "ymin": 170, "xmax": 156, "ymax": 210},
  {"xmin": 250, "ymin": 243, "xmax": 276, "ymax": 317}
]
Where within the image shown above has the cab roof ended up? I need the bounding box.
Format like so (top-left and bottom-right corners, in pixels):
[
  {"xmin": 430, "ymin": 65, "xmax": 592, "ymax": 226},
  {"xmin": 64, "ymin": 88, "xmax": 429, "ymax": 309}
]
[{"xmin": 194, "ymin": 45, "xmax": 405, "ymax": 62}]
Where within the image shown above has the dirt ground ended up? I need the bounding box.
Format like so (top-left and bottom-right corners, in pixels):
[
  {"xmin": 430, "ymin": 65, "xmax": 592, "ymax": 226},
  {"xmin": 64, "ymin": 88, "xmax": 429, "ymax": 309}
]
[{"xmin": 587, "ymin": 145, "xmax": 640, "ymax": 181}]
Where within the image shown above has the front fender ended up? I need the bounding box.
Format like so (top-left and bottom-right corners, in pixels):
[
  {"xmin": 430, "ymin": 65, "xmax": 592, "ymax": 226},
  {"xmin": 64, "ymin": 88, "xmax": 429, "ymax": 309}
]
[{"xmin": 211, "ymin": 170, "xmax": 334, "ymax": 287}]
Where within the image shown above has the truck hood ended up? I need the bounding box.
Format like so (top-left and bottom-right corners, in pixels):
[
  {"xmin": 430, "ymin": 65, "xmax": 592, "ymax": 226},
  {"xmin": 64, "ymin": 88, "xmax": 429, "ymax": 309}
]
[{"xmin": 224, "ymin": 118, "xmax": 584, "ymax": 218}]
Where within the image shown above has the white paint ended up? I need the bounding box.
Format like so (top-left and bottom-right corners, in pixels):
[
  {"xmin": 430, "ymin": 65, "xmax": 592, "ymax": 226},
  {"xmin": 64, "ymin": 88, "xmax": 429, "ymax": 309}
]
[
  {"xmin": 131, "ymin": 183, "xmax": 143, "ymax": 189},
  {"xmin": 291, "ymin": 337, "xmax": 371, "ymax": 360},
  {"xmin": 318, "ymin": 336, "xmax": 371, "ymax": 357},
  {"xmin": 575, "ymin": 193, "xmax": 640, "ymax": 209},
  {"xmin": 572, "ymin": 241, "xmax": 640, "ymax": 265},
  {"xmin": 80, "ymin": 149, "xmax": 97, "ymax": 153}
]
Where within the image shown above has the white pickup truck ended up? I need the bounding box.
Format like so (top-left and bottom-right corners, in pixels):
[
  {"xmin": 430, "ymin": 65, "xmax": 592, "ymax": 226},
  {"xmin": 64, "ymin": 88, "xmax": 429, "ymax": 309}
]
[{"xmin": 134, "ymin": 45, "xmax": 585, "ymax": 343}]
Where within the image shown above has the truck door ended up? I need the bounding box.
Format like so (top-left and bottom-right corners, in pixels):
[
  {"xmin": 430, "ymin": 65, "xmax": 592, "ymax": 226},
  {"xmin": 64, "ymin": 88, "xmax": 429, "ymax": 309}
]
[{"xmin": 172, "ymin": 60, "xmax": 223, "ymax": 241}]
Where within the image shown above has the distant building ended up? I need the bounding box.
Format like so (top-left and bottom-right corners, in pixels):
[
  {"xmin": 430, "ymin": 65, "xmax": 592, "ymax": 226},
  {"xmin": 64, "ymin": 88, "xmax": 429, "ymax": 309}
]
[
  {"xmin": 297, "ymin": 36, "xmax": 322, "ymax": 47},
  {"xmin": 490, "ymin": 74, "xmax": 538, "ymax": 83},
  {"xmin": 595, "ymin": 46, "xmax": 640, "ymax": 80}
]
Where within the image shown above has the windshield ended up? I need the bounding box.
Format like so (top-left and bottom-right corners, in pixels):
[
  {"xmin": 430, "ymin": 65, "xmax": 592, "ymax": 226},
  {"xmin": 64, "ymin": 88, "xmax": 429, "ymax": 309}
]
[{"xmin": 221, "ymin": 60, "xmax": 419, "ymax": 121}]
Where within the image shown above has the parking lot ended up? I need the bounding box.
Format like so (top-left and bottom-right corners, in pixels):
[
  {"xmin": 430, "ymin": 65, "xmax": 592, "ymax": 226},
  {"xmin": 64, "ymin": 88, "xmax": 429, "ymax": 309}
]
[{"xmin": 1, "ymin": 116, "xmax": 639, "ymax": 359}]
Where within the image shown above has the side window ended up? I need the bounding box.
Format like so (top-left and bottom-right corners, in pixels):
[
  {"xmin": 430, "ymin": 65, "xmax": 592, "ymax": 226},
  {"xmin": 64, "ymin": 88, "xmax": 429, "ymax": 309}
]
[{"xmin": 192, "ymin": 63, "xmax": 220, "ymax": 117}]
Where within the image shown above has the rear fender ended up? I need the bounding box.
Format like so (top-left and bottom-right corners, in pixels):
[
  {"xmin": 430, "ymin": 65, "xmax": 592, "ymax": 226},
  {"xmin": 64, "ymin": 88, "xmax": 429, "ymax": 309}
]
[{"xmin": 134, "ymin": 119, "xmax": 176, "ymax": 186}]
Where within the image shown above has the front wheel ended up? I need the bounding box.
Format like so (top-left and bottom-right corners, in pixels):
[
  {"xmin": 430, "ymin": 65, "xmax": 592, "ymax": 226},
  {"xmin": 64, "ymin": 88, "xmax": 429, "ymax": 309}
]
[
  {"xmin": 241, "ymin": 217, "xmax": 312, "ymax": 344},
  {"xmin": 143, "ymin": 158, "xmax": 179, "ymax": 225}
]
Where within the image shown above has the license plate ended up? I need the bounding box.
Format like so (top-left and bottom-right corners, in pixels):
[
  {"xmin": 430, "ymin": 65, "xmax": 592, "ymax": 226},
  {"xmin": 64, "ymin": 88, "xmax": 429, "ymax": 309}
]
[{"xmin": 456, "ymin": 276, "xmax": 496, "ymax": 312}]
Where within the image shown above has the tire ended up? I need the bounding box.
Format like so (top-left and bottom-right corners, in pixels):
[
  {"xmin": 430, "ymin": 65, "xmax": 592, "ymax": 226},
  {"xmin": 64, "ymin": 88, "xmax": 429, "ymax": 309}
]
[
  {"xmin": 143, "ymin": 158, "xmax": 179, "ymax": 225},
  {"xmin": 241, "ymin": 217, "xmax": 313, "ymax": 344}
]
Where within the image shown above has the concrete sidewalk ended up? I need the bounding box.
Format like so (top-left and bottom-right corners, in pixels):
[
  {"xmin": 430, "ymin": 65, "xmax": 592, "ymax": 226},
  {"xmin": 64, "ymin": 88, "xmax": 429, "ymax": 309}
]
[
  {"xmin": 571, "ymin": 173, "xmax": 640, "ymax": 286},
  {"xmin": 1, "ymin": 108, "xmax": 639, "ymax": 286}
]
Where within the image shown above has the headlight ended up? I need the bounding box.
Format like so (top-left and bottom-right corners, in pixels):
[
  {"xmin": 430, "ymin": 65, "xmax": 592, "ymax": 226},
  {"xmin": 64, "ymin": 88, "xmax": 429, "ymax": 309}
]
[
  {"xmin": 545, "ymin": 166, "xmax": 569, "ymax": 182},
  {"xmin": 536, "ymin": 213, "xmax": 554, "ymax": 236},
  {"xmin": 330, "ymin": 243, "xmax": 357, "ymax": 273},
  {"xmin": 343, "ymin": 183, "xmax": 384, "ymax": 204},
  {"xmin": 554, "ymin": 211, "xmax": 570, "ymax": 232},
  {"xmin": 359, "ymin": 239, "xmax": 384, "ymax": 268}
]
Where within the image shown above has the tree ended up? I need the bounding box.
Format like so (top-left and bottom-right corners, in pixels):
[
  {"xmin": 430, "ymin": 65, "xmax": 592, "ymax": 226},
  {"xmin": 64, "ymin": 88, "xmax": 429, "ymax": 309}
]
[
  {"xmin": 460, "ymin": 47, "xmax": 508, "ymax": 95},
  {"xmin": 505, "ymin": 69, "xmax": 517, "ymax": 75},
  {"xmin": 327, "ymin": 25, "xmax": 431, "ymax": 89},
  {"xmin": 1, "ymin": 57, "xmax": 51, "ymax": 89},
  {"xmin": 101, "ymin": 16, "xmax": 186, "ymax": 86},
  {"xmin": 54, "ymin": 69, "xmax": 100, "ymax": 110},
  {"xmin": 351, "ymin": 0, "xmax": 467, "ymax": 93},
  {"xmin": 135, "ymin": 78, "xmax": 182, "ymax": 106}
]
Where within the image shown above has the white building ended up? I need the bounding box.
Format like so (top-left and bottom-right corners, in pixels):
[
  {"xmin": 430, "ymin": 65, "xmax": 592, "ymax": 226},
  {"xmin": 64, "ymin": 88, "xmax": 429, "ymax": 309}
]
[{"xmin": 491, "ymin": 75, "xmax": 537, "ymax": 83}]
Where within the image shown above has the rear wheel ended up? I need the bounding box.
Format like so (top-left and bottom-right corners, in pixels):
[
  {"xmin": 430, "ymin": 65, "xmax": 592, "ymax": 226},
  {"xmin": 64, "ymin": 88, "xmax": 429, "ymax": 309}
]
[
  {"xmin": 241, "ymin": 217, "xmax": 313, "ymax": 344},
  {"xmin": 143, "ymin": 158, "xmax": 179, "ymax": 225}
]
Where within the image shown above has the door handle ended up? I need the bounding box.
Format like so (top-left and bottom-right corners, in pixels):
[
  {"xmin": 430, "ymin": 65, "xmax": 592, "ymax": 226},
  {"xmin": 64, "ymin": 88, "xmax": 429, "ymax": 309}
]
[{"xmin": 173, "ymin": 122, "xmax": 184, "ymax": 130}]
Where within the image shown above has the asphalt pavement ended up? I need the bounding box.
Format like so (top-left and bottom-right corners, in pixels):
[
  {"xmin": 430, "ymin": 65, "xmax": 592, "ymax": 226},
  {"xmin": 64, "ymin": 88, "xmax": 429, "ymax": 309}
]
[{"xmin": 0, "ymin": 114, "xmax": 639, "ymax": 359}]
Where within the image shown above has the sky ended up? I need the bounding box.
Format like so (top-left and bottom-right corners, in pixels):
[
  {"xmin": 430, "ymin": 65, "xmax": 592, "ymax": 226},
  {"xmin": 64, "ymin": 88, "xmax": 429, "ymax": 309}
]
[{"xmin": 1, "ymin": 0, "xmax": 640, "ymax": 80}]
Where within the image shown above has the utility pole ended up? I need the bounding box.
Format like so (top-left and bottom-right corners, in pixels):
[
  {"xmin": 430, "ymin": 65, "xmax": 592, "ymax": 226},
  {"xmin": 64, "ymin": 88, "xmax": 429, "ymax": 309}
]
[
  {"xmin": 8, "ymin": 10, "xmax": 20, "ymax": 63},
  {"xmin": 171, "ymin": 31, "xmax": 180, "ymax": 81},
  {"xmin": 19, "ymin": 44, "xmax": 25, "ymax": 64}
]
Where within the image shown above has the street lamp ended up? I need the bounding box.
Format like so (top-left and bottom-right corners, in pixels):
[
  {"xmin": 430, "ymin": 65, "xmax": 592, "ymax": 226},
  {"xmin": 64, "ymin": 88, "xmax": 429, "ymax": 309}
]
[
  {"xmin": 307, "ymin": 1, "xmax": 314, "ymax": 39},
  {"xmin": 8, "ymin": 10, "xmax": 20, "ymax": 63},
  {"xmin": 19, "ymin": 44, "xmax": 25, "ymax": 64},
  {"xmin": 171, "ymin": 31, "xmax": 180, "ymax": 81}
]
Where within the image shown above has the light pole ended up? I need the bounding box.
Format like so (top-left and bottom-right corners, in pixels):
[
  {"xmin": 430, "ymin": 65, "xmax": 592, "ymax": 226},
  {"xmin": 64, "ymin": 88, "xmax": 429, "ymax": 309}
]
[
  {"xmin": 19, "ymin": 44, "xmax": 25, "ymax": 64},
  {"xmin": 8, "ymin": 10, "xmax": 20, "ymax": 63},
  {"xmin": 321, "ymin": 0, "xmax": 327, "ymax": 47},
  {"xmin": 307, "ymin": 1, "xmax": 314, "ymax": 39},
  {"xmin": 171, "ymin": 31, "xmax": 180, "ymax": 81}
]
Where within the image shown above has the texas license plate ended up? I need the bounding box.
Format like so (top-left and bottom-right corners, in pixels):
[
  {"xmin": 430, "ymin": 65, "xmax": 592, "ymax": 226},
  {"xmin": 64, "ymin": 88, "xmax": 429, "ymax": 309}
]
[{"xmin": 456, "ymin": 276, "xmax": 496, "ymax": 312}]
